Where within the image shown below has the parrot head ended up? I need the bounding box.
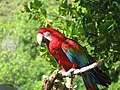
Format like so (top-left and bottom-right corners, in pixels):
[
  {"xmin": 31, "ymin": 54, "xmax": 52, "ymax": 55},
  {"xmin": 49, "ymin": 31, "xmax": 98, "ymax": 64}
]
[{"xmin": 37, "ymin": 28, "xmax": 65, "ymax": 45}]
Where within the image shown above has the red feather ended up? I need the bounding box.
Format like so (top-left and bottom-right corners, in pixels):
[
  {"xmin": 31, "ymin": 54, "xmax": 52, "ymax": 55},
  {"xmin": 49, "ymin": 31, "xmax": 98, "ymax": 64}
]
[{"xmin": 38, "ymin": 28, "xmax": 111, "ymax": 90}]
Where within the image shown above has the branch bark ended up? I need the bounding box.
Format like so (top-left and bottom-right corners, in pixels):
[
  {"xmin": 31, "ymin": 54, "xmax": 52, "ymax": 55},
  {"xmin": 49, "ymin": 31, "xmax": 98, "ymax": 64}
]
[
  {"xmin": 42, "ymin": 70, "xmax": 71, "ymax": 90},
  {"xmin": 59, "ymin": 59, "xmax": 103, "ymax": 77},
  {"xmin": 42, "ymin": 70, "xmax": 59, "ymax": 90},
  {"xmin": 42, "ymin": 59, "xmax": 103, "ymax": 90}
]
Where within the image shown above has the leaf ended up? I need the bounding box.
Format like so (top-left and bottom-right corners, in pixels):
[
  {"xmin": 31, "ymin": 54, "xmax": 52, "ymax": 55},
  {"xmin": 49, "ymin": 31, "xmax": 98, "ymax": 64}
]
[{"xmin": 34, "ymin": 0, "xmax": 43, "ymax": 8}]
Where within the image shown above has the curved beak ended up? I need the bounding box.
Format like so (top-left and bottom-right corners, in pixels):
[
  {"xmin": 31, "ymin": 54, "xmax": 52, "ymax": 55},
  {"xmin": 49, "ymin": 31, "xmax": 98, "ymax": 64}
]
[
  {"xmin": 37, "ymin": 33, "xmax": 50, "ymax": 45},
  {"xmin": 37, "ymin": 33, "xmax": 43, "ymax": 45}
]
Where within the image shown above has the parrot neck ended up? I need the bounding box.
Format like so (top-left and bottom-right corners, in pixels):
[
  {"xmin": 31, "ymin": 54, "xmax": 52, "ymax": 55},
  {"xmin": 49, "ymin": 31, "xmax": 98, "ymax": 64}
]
[{"xmin": 46, "ymin": 34, "xmax": 66, "ymax": 54}]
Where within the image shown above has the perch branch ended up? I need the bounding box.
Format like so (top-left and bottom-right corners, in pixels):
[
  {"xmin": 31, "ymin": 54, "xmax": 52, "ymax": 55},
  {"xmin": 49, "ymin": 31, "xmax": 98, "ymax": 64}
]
[
  {"xmin": 42, "ymin": 59, "xmax": 103, "ymax": 90},
  {"xmin": 42, "ymin": 70, "xmax": 59, "ymax": 90},
  {"xmin": 59, "ymin": 59, "xmax": 103, "ymax": 77},
  {"xmin": 42, "ymin": 70, "xmax": 71, "ymax": 90}
]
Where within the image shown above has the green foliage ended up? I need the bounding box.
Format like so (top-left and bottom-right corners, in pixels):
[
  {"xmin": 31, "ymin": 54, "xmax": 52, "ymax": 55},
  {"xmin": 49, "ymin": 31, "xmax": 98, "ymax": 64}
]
[
  {"xmin": 25, "ymin": 0, "xmax": 120, "ymax": 89},
  {"xmin": 0, "ymin": 0, "xmax": 120, "ymax": 90},
  {"xmin": 0, "ymin": 2, "xmax": 56, "ymax": 89}
]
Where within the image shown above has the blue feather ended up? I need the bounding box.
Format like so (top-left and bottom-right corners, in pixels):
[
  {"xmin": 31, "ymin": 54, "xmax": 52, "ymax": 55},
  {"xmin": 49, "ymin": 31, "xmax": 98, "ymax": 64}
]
[{"xmin": 64, "ymin": 49, "xmax": 99, "ymax": 90}]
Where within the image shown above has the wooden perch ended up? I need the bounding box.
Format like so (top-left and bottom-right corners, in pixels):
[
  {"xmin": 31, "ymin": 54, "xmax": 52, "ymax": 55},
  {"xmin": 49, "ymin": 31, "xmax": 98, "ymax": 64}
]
[
  {"xmin": 74, "ymin": 59, "xmax": 103, "ymax": 75},
  {"xmin": 42, "ymin": 70, "xmax": 59, "ymax": 90},
  {"xmin": 42, "ymin": 70, "xmax": 70, "ymax": 90},
  {"xmin": 59, "ymin": 59, "xmax": 103, "ymax": 77},
  {"xmin": 42, "ymin": 59, "xmax": 103, "ymax": 90}
]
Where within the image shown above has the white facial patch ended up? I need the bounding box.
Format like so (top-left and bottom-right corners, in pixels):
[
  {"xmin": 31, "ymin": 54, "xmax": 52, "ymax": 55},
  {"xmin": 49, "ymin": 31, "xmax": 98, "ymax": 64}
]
[
  {"xmin": 37, "ymin": 33, "xmax": 43, "ymax": 45},
  {"xmin": 43, "ymin": 32, "xmax": 52, "ymax": 41}
]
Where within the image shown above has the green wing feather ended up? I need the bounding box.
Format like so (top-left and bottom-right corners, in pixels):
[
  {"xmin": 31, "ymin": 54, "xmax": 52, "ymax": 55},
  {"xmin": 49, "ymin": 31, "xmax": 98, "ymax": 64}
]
[{"xmin": 61, "ymin": 39, "xmax": 99, "ymax": 90}]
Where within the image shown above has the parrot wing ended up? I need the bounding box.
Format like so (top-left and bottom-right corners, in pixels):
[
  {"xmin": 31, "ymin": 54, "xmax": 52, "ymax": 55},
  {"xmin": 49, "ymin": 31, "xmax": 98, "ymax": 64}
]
[
  {"xmin": 61, "ymin": 38, "xmax": 99, "ymax": 90},
  {"xmin": 61, "ymin": 38, "xmax": 90, "ymax": 67}
]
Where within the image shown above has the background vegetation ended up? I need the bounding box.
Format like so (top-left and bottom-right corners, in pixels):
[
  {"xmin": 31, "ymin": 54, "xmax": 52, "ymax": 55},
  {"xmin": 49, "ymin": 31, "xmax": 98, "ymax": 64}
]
[{"xmin": 0, "ymin": 0, "xmax": 120, "ymax": 90}]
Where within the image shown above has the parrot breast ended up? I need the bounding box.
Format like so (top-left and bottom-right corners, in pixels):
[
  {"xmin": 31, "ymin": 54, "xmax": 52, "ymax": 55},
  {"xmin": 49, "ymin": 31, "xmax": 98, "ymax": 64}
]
[{"xmin": 47, "ymin": 37, "xmax": 78, "ymax": 71}]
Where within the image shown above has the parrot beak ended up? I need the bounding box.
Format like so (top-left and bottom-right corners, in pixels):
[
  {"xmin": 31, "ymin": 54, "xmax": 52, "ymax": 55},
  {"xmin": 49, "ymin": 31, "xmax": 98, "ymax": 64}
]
[
  {"xmin": 37, "ymin": 33, "xmax": 50, "ymax": 45},
  {"xmin": 37, "ymin": 33, "xmax": 43, "ymax": 45}
]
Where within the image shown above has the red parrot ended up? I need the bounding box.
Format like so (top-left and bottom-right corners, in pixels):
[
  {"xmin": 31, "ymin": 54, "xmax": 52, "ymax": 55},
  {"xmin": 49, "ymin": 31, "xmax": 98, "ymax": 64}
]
[{"xmin": 37, "ymin": 28, "xmax": 111, "ymax": 90}]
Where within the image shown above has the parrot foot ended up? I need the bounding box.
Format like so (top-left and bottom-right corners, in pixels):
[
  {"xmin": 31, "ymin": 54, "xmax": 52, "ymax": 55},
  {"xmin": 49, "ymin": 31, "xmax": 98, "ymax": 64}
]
[
  {"xmin": 67, "ymin": 68, "xmax": 75, "ymax": 78},
  {"xmin": 59, "ymin": 69, "xmax": 75, "ymax": 78}
]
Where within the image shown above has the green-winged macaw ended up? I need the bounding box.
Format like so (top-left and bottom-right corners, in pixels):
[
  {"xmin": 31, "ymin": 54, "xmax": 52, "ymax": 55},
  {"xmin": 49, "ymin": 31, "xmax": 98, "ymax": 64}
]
[{"xmin": 37, "ymin": 28, "xmax": 111, "ymax": 90}]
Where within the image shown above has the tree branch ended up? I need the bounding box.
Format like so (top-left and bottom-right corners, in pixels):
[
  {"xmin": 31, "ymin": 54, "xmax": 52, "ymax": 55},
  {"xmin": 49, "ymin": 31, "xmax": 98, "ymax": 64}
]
[
  {"xmin": 42, "ymin": 59, "xmax": 103, "ymax": 90},
  {"xmin": 42, "ymin": 70, "xmax": 71, "ymax": 90},
  {"xmin": 42, "ymin": 70, "xmax": 59, "ymax": 90},
  {"xmin": 59, "ymin": 59, "xmax": 103, "ymax": 77}
]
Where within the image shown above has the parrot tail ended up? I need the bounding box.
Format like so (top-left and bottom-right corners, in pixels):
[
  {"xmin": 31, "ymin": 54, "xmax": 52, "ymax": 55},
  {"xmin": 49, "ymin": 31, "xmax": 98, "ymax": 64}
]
[
  {"xmin": 81, "ymin": 67, "xmax": 111, "ymax": 90},
  {"xmin": 82, "ymin": 72, "xmax": 99, "ymax": 90},
  {"xmin": 88, "ymin": 55, "xmax": 111, "ymax": 87},
  {"xmin": 92, "ymin": 67, "xmax": 111, "ymax": 86}
]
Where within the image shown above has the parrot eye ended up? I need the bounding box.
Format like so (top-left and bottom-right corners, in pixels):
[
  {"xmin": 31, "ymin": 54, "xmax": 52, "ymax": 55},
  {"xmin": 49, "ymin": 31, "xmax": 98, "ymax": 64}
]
[
  {"xmin": 43, "ymin": 31, "xmax": 50, "ymax": 36},
  {"xmin": 43, "ymin": 31, "xmax": 52, "ymax": 41}
]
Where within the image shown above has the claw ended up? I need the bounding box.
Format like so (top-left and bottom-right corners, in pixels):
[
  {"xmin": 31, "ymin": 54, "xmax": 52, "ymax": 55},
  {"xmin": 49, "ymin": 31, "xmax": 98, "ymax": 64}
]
[
  {"xmin": 58, "ymin": 69, "xmax": 75, "ymax": 78},
  {"xmin": 67, "ymin": 69, "xmax": 75, "ymax": 78}
]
